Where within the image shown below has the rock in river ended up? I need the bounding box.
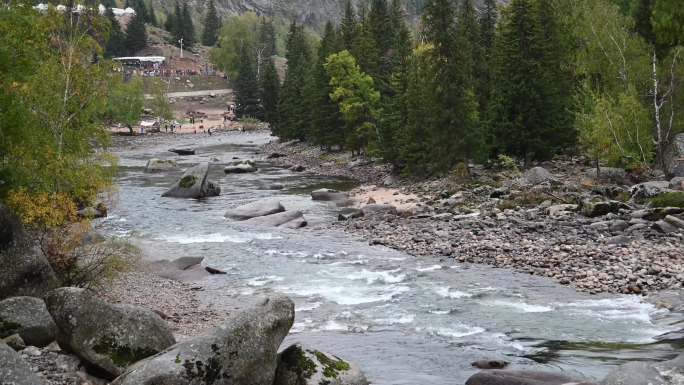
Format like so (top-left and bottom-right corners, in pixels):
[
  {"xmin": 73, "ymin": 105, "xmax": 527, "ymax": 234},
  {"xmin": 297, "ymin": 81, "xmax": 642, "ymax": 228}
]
[
  {"xmin": 145, "ymin": 158, "xmax": 177, "ymax": 172},
  {"xmin": 311, "ymin": 188, "xmax": 349, "ymax": 202},
  {"xmin": 0, "ymin": 296, "xmax": 57, "ymax": 347},
  {"xmin": 0, "ymin": 341, "xmax": 48, "ymax": 385},
  {"xmin": 466, "ymin": 370, "xmax": 596, "ymax": 385},
  {"xmin": 274, "ymin": 344, "xmax": 369, "ymax": 385},
  {"xmin": 224, "ymin": 160, "xmax": 258, "ymax": 174},
  {"xmin": 245, "ymin": 210, "xmax": 307, "ymax": 228},
  {"xmin": 111, "ymin": 296, "xmax": 294, "ymax": 385},
  {"xmin": 45, "ymin": 287, "xmax": 175, "ymax": 379},
  {"xmin": 225, "ymin": 200, "xmax": 285, "ymax": 220},
  {"xmin": 601, "ymin": 353, "xmax": 684, "ymax": 385},
  {"xmin": 169, "ymin": 148, "xmax": 195, "ymax": 156},
  {"xmin": 162, "ymin": 162, "xmax": 221, "ymax": 199}
]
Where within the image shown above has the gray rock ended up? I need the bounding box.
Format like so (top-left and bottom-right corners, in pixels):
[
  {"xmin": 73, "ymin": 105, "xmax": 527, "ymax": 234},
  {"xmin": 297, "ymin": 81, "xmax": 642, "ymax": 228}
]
[
  {"xmin": 2, "ymin": 334, "xmax": 26, "ymax": 351},
  {"xmin": 311, "ymin": 188, "xmax": 349, "ymax": 202},
  {"xmin": 546, "ymin": 204, "xmax": 578, "ymax": 218},
  {"xmin": 112, "ymin": 296, "xmax": 295, "ymax": 385},
  {"xmin": 338, "ymin": 208, "xmax": 364, "ymax": 221},
  {"xmin": 664, "ymin": 215, "xmax": 684, "ymax": 229},
  {"xmin": 0, "ymin": 203, "xmax": 26, "ymax": 250},
  {"xmin": 225, "ymin": 200, "xmax": 285, "ymax": 220},
  {"xmin": 630, "ymin": 181, "xmax": 672, "ymax": 201},
  {"xmin": 0, "ymin": 341, "xmax": 48, "ymax": 385},
  {"xmin": 632, "ymin": 207, "xmax": 684, "ymax": 221},
  {"xmin": 490, "ymin": 187, "xmax": 510, "ymax": 199},
  {"xmin": 471, "ymin": 360, "xmax": 510, "ymax": 369},
  {"xmin": 45, "ymin": 287, "xmax": 175, "ymax": 379},
  {"xmin": 224, "ymin": 163, "xmax": 258, "ymax": 174},
  {"xmin": 289, "ymin": 164, "xmax": 306, "ymax": 172},
  {"xmin": 670, "ymin": 177, "xmax": 684, "ymax": 190},
  {"xmin": 605, "ymin": 235, "xmax": 632, "ymax": 245},
  {"xmin": 245, "ymin": 210, "xmax": 307, "ymax": 228},
  {"xmin": 585, "ymin": 167, "xmax": 627, "ymax": 184},
  {"xmin": 521, "ymin": 167, "xmax": 559, "ymax": 185},
  {"xmin": 664, "ymin": 132, "xmax": 684, "ymax": 177},
  {"xmin": 168, "ymin": 148, "xmax": 195, "ymax": 156},
  {"xmin": 274, "ymin": 344, "xmax": 369, "ymax": 385},
  {"xmin": 0, "ymin": 296, "xmax": 57, "ymax": 347},
  {"xmin": 361, "ymin": 204, "xmax": 398, "ymax": 216},
  {"xmin": 580, "ymin": 200, "xmax": 630, "ymax": 218},
  {"xmin": 466, "ymin": 370, "xmax": 595, "ymax": 385},
  {"xmin": 0, "ymin": 250, "xmax": 57, "ymax": 301},
  {"xmin": 653, "ymin": 220, "xmax": 679, "ymax": 234},
  {"xmin": 145, "ymin": 158, "xmax": 177, "ymax": 172},
  {"xmin": 609, "ymin": 220, "xmax": 629, "ymax": 233},
  {"xmin": 148, "ymin": 257, "xmax": 208, "ymax": 282},
  {"xmin": 601, "ymin": 354, "xmax": 684, "ymax": 385},
  {"xmin": 162, "ymin": 162, "xmax": 220, "ymax": 199}
]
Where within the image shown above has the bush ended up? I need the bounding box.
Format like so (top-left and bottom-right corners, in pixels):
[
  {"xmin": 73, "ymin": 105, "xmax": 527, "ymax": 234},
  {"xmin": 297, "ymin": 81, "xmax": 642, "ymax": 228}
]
[
  {"xmin": 649, "ymin": 192, "xmax": 684, "ymax": 208},
  {"xmin": 240, "ymin": 117, "xmax": 262, "ymax": 131},
  {"xmin": 495, "ymin": 154, "xmax": 519, "ymax": 172}
]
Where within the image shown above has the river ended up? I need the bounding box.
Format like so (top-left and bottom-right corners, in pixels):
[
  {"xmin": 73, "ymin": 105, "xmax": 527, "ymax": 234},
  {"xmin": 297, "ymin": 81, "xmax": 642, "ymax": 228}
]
[{"xmin": 96, "ymin": 131, "xmax": 683, "ymax": 384}]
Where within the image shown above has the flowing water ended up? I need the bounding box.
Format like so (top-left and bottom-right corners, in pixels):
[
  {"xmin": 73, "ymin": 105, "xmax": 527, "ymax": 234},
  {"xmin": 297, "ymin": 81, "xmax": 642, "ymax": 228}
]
[{"xmin": 97, "ymin": 132, "xmax": 684, "ymax": 384}]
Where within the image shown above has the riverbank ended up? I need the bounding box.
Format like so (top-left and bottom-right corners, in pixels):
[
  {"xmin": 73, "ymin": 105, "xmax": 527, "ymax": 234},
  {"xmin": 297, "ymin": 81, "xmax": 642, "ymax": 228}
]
[{"xmin": 262, "ymin": 139, "xmax": 684, "ymax": 296}]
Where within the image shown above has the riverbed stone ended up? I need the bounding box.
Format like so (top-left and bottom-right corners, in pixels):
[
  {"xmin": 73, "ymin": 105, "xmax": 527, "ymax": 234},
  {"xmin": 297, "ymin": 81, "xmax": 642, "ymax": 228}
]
[
  {"xmin": 274, "ymin": 344, "xmax": 369, "ymax": 385},
  {"xmin": 338, "ymin": 208, "xmax": 364, "ymax": 221},
  {"xmin": 45, "ymin": 287, "xmax": 175, "ymax": 379},
  {"xmin": 361, "ymin": 204, "xmax": 398, "ymax": 216},
  {"xmin": 653, "ymin": 220, "xmax": 679, "ymax": 234},
  {"xmin": 245, "ymin": 210, "xmax": 307, "ymax": 228},
  {"xmin": 0, "ymin": 249, "xmax": 58, "ymax": 300},
  {"xmin": 585, "ymin": 167, "xmax": 627, "ymax": 184},
  {"xmin": 466, "ymin": 370, "xmax": 595, "ymax": 385},
  {"xmin": 311, "ymin": 188, "xmax": 349, "ymax": 202},
  {"xmin": 224, "ymin": 160, "xmax": 257, "ymax": 174},
  {"xmin": 664, "ymin": 215, "xmax": 684, "ymax": 229},
  {"xmin": 145, "ymin": 158, "xmax": 177, "ymax": 172},
  {"xmin": 225, "ymin": 200, "xmax": 285, "ymax": 220},
  {"xmin": 521, "ymin": 167, "xmax": 559, "ymax": 185},
  {"xmin": 162, "ymin": 162, "xmax": 220, "ymax": 199},
  {"xmin": 546, "ymin": 204, "xmax": 578, "ymax": 218},
  {"xmin": 601, "ymin": 354, "xmax": 684, "ymax": 385},
  {"xmin": 0, "ymin": 296, "xmax": 57, "ymax": 347},
  {"xmin": 630, "ymin": 181, "xmax": 671, "ymax": 200},
  {"xmin": 111, "ymin": 296, "xmax": 295, "ymax": 385},
  {"xmin": 0, "ymin": 341, "xmax": 48, "ymax": 385},
  {"xmin": 580, "ymin": 200, "xmax": 630, "ymax": 218}
]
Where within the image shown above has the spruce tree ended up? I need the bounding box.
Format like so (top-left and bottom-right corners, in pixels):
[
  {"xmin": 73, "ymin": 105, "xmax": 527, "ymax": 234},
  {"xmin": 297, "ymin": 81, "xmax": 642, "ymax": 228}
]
[
  {"xmin": 201, "ymin": 0, "xmax": 220, "ymax": 46},
  {"xmin": 261, "ymin": 58, "xmax": 280, "ymax": 129},
  {"xmin": 104, "ymin": 8, "xmax": 127, "ymax": 58},
  {"xmin": 125, "ymin": 13, "xmax": 148, "ymax": 54},
  {"xmin": 181, "ymin": 2, "xmax": 195, "ymax": 47},
  {"xmin": 278, "ymin": 22, "xmax": 311, "ymax": 140},
  {"xmin": 258, "ymin": 17, "xmax": 277, "ymax": 59},
  {"xmin": 235, "ymin": 43, "xmax": 262, "ymax": 119},
  {"xmin": 477, "ymin": 0, "xmax": 497, "ymax": 130},
  {"xmin": 340, "ymin": 0, "xmax": 358, "ymax": 51}
]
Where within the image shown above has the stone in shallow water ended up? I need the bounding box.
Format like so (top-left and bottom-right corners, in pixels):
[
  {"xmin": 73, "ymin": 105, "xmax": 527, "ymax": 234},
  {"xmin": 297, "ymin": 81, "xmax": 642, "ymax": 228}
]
[
  {"xmin": 274, "ymin": 343, "xmax": 369, "ymax": 385},
  {"xmin": 224, "ymin": 200, "xmax": 285, "ymax": 220},
  {"xmin": 465, "ymin": 370, "xmax": 595, "ymax": 385}
]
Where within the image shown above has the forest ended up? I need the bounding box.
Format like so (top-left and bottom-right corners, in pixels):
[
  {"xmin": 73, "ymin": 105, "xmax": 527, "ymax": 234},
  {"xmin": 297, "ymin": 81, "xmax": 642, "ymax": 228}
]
[{"xmin": 214, "ymin": 0, "xmax": 684, "ymax": 177}]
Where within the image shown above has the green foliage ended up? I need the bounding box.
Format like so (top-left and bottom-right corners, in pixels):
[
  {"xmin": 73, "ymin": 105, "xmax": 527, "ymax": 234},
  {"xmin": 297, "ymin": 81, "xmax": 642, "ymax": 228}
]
[
  {"xmin": 201, "ymin": 0, "xmax": 220, "ymax": 46},
  {"xmin": 166, "ymin": 1, "xmax": 194, "ymax": 48},
  {"xmin": 278, "ymin": 21, "xmax": 312, "ymax": 140},
  {"xmin": 104, "ymin": 8, "xmax": 126, "ymax": 58},
  {"xmin": 260, "ymin": 58, "xmax": 280, "ymax": 128},
  {"xmin": 150, "ymin": 78, "xmax": 174, "ymax": 121},
  {"xmin": 210, "ymin": 12, "xmax": 260, "ymax": 79},
  {"xmin": 258, "ymin": 17, "xmax": 277, "ymax": 59},
  {"xmin": 124, "ymin": 13, "xmax": 148, "ymax": 54},
  {"xmin": 106, "ymin": 76, "xmax": 144, "ymax": 128},
  {"xmin": 652, "ymin": 0, "xmax": 684, "ymax": 46},
  {"xmin": 235, "ymin": 43, "xmax": 262, "ymax": 119},
  {"xmin": 649, "ymin": 191, "xmax": 684, "ymax": 208}
]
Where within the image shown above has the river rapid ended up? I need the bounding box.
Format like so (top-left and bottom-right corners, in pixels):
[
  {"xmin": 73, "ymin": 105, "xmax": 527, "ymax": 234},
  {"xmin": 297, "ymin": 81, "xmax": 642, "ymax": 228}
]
[{"xmin": 96, "ymin": 131, "xmax": 683, "ymax": 384}]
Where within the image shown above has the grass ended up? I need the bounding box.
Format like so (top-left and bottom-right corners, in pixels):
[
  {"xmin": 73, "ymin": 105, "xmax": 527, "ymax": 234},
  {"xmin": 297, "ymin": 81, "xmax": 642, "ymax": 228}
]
[{"xmin": 649, "ymin": 192, "xmax": 684, "ymax": 208}]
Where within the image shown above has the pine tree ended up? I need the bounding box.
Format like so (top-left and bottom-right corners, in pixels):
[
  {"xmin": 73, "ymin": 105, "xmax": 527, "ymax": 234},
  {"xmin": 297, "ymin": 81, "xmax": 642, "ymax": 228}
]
[
  {"xmin": 124, "ymin": 13, "xmax": 148, "ymax": 54},
  {"xmin": 201, "ymin": 0, "xmax": 220, "ymax": 46},
  {"xmin": 258, "ymin": 17, "xmax": 277, "ymax": 59},
  {"xmin": 181, "ymin": 2, "xmax": 195, "ymax": 47},
  {"xmin": 261, "ymin": 58, "xmax": 280, "ymax": 129},
  {"xmin": 278, "ymin": 22, "xmax": 311, "ymax": 140},
  {"xmin": 235, "ymin": 43, "xmax": 262, "ymax": 119},
  {"xmin": 477, "ymin": 0, "xmax": 497, "ymax": 131},
  {"xmin": 167, "ymin": 2, "xmax": 182, "ymax": 44},
  {"xmin": 104, "ymin": 8, "xmax": 127, "ymax": 58},
  {"xmin": 341, "ymin": 0, "xmax": 358, "ymax": 51}
]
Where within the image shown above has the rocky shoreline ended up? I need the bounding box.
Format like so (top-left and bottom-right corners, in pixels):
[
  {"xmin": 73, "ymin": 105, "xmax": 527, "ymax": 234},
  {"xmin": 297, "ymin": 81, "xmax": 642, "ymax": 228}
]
[{"xmin": 262, "ymin": 139, "xmax": 684, "ymax": 296}]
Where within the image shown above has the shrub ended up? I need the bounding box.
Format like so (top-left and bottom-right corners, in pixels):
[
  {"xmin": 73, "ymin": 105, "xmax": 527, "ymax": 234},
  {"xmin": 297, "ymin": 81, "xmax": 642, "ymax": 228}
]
[
  {"xmin": 240, "ymin": 117, "xmax": 262, "ymax": 131},
  {"xmin": 649, "ymin": 192, "xmax": 684, "ymax": 208},
  {"xmin": 495, "ymin": 154, "xmax": 519, "ymax": 172}
]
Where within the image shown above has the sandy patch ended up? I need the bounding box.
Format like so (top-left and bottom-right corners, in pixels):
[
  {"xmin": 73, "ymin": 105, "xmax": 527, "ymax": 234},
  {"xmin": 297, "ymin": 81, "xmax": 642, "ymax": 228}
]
[{"xmin": 351, "ymin": 185, "xmax": 421, "ymax": 213}]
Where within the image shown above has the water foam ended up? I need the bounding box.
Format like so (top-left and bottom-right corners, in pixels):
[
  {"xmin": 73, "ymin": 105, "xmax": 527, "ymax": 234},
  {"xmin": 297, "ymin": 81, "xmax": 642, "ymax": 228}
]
[
  {"xmin": 246, "ymin": 275, "xmax": 284, "ymax": 286},
  {"xmin": 415, "ymin": 265, "xmax": 443, "ymax": 272},
  {"xmin": 278, "ymin": 282, "xmax": 410, "ymax": 305},
  {"xmin": 487, "ymin": 300, "xmax": 554, "ymax": 313},
  {"xmin": 344, "ymin": 269, "xmax": 407, "ymax": 284},
  {"xmin": 160, "ymin": 232, "xmax": 279, "ymax": 244},
  {"xmin": 418, "ymin": 324, "xmax": 486, "ymax": 339},
  {"xmin": 434, "ymin": 286, "xmax": 473, "ymax": 299}
]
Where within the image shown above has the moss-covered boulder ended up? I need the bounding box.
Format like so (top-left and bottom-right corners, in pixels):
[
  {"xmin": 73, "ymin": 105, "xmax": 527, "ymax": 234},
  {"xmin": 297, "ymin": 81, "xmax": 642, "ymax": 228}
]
[
  {"xmin": 274, "ymin": 344, "xmax": 369, "ymax": 385},
  {"xmin": 0, "ymin": 341, "xmax": 48, "ymax": 385},
  {"xmin": 649, "ymin": 191, "xmax": 684, "ymax": 208},
  {"xmin": 145, "ymin": 158, "xmax": 177, "ymax": 172},
  {"xmin": 45, "ymin": 287, "xmax": 175, "ymax": 379},
  {"xmin": 162, "ymin": 162, "xmax": 221, "ymax": 199},
  {"xmin": 0, "ymin": 296, "xmax": 56, "ymax": 347},
  {"xmin": 580, "ymin": 199, "xmax": 630, "ymax": 218},
  {"xmin": 111, "ymin": 296, "xmax": 294, "ymax": 385}
]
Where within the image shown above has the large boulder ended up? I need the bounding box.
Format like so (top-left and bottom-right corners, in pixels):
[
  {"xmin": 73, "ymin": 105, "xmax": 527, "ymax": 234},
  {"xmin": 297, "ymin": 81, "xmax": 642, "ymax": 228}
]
[
  {"xmin": 0, "ymin": 341, "xmax": 48, "ymax": 385},
  {"xmin": 45, "ymin": 287, "xmax": 175, "ymax": 379},
  {"xmin": 664, "ymin": 132, "xmax": 684, "ymax": 177},
  {"xmin": 274, "ymin": 344, "xmax": 369, "ymax": 385},
  {"xmin": 145, "ymin": 158, "xmax": 177, "ymax": 172},
  {"xmin": 162, "ymin": 162, "xmax": 221, "ymax": 199},
  {"xmin": 111, "ymin": 296, "xmax": 295, "ymax": 385},
  {"xmin": 466, "ymin": 370, "xmax": 595, "ymax": 385},
  {"xmin": 521, "ymin": 167, "xmax": 559, "ymax": 185},
  {"xmin": 585, "ymin": 167, "xmax": 627, "ymax": 184},
  {"xmin": 245, "ymin": 210, "xmax": 307, "ymax": 228},
  {"xmin": 361, "ymin": 204, "xmax": 398, "ymax": 216},
  {"xmin": 630, "ymin": 181, "xmax": 672, "ymax": 201},
  {"xmin": 225, "ymin": 200, "xmax": 286, "ymax": 220},
  {"xmin": 0, "ymin": 203, "xmax": 26, "ymax": 250},
  {"xmin": 601, "ymin": 354, "xmax": 684, "ymax": 385},
  {"xmin": 311, "ymin": 188, "xmax": 349, "ymax": 202},
  {"xmin": 0, "ymin": 296, "xmax": 57, "ymax": 347},
  {"xmin": 0, "ymin": 250, "xmax": 57, "ymax": 300}
]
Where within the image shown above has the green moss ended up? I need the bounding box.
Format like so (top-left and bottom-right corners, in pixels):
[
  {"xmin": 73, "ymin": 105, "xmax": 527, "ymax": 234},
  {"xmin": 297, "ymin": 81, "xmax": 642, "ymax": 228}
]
[
  {"xmin": 92, "ymin": 335, "xmax": 160, "ymax": 367},
  {"xmin": 179, "ymin": 175, "xmax": 197, "ymax": 188},
  {"xmin": 649, "ymin": 192, "xmax": 684, "ymax": 208},
  {"xmin": 180, "ymin": 344, "xmax": 228, "ymax": 385},
  {"xmin": 313, "ymin": 350, "xmax": 350, "ymax": 379},
  {"xmin": 0, "ymin": 318, "xmax": 21, "ymax": 337},
  {"xmin": 281, "ymin": 345, "xmax": 316, "ymax": 379}
]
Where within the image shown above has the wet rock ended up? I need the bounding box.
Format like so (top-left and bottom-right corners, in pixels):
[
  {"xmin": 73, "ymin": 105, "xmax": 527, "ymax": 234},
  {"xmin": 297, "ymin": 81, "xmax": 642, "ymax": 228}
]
[
  {"xmin": 361, "ymin": 204, "xmax": 398, "ymax": 216},
  {"xmin": 580, "ymin": 200, "xmax": 630, "ymax": 218},
  {"xmin": 267, "ymin": 152, "xmax": 285, "ymax": 159},
  {"xmin": 45, "ymin": 287, "xmax": 175, "ymax": 379},
  {"xmin": 601, "ymin": 353, "xmax": 684, "ymax": 385},
  {"xmin": 466, "ymin": 370, "xmax": 595, "ymax": 385},
  {"xmin": 225, "ymin": 200, "xmax": 285, "ymax": 220},
  {"xmin": 471, "ymin": 360, "xmax": 510, "ymax": 369},
  {"xmin": 274, "ymin": 343, "xmax": 369, "ymax": 385},
  {"xmin": 112, "ymin": 296, "xmax": 294, "ymax": 385},
  {"xmin": 224, "ymin": 160, "xmax": 258, "ymax": 174},
  {"xmin": 162, "ymin": 162, "xmax": 221, "ymax": 199},
  {"xmin": 338, "ymin": 208, "xmax": 364, "ymax": 221},
  {"xmin": 145, "ymin": 158, "xmax": 177, "ymax": 172},
  {"xmin": 0, "ymin": 296, "xmax": 57, "ymax": 347},
  {"xmin": 2, "ymin": 333, "xmax": 26, "ymax": 350},
  {"xmin": 168, "ymin": 148, "xmax": 195, "ymax": 156},
  {"xmin": 664, "ymin": 132, "xmax": 684, "ymax": 177},
  {"xmin": 0, "ymin": 341, "xmax": 48, "ymax": 385},
  {"xmin": 0, "ymin": 249, "xmax": 57, "ymax": 300},
  {"xmin": 279, "ymin": 216, "xmax": 308, "ymax": 229},
  {"xmin": 205, "ymin": 266, "xmax": 227, "ymax": 275},
  {"xmin": 289, "ymin": 164, "xmax": 306, "ymax": 172},
  {"xmin": 148, "ymin": 257, "xmax": 207, "ymax": 282},
  {"xmin": 245, "ymin": 210, "xmax": 307, "ymax": 228},
  {"xmin": 311, "ymin": 188, "xmax": 349, "ymax": 202},
  {"xmin": 630, "ymin": 181, "xmax": 671, "ymax": 201},
  {"xmin": 585, "ymin": 167, "xmax": 627, "ymax": 184},
  {"xmin": 521, "ymin": 167, "xmax": 559, "ymax": 185}
]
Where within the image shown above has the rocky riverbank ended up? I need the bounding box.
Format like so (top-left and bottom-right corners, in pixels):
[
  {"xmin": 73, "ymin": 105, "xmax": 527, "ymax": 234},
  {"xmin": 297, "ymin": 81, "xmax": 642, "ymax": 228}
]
[{"xmin": 262, "ymin": 139, "xmax": 684, "ymax": 295}]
